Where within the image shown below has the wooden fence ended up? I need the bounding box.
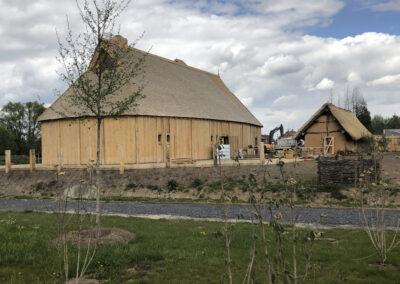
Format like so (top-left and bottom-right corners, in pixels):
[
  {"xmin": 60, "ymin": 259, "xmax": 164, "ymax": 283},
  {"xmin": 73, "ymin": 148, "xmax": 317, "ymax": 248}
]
[
  {"xmin": 0, "ymin": 142, "xmax": 268, "ymax": 173},
  {"xmin": 318, "ymin": 154, "xmax": 381, "ymax": 185},
  {"xmin": 375, "ymin": 135, "xmax": 400, "ymax": 152}
]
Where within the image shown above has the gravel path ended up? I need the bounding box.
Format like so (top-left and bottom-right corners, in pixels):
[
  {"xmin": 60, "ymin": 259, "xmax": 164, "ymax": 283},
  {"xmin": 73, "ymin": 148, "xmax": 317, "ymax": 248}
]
[{"xmin": 1, "ymin": 198, "xmax": 400, "ymax": 228}]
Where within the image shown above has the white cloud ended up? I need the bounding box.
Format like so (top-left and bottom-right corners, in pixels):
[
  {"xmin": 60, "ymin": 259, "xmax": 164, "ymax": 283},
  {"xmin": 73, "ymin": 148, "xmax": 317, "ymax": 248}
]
[
  {"xmin": 257, "ymin": 55, "xmax": 304, "ymax": 77},
  {"xmin": 315, "ymin": 78, "xmax": 335, "ymax": 90},
  {"xmin": 368, "ymin": 74, "xmax": 400, "ymax": 86},
  {"xmin": 370, "ymin": 1, "xmax": 400, "ymax": 11},
  {"xmin": 240, "ymin": 97, "xmax": 253, "ymax": 107},
  {"xmin": 1, "ymin": 0, "xmax": 400, "ymax": 133},
  {"xmin": 347, "ymin": 72, "xmax": 360, "ymax": 82},
  {"xmin": 273, "ymin": 95, "xmax": 298, "ymax": 105}
]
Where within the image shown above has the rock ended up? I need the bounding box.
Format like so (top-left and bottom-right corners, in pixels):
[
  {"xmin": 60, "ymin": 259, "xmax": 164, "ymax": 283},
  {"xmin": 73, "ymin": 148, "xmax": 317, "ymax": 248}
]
[{"xmin": 63, "ymin": 184, "xmax": 97, "ymax": 199}]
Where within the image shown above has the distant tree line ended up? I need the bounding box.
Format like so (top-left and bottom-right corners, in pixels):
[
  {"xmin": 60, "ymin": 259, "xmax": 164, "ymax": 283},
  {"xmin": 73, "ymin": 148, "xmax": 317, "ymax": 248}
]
[
  {"xmin": 370, "ymin": 114, "xmax": 400, "ymax": 135},
  {"xmin": 330, "ymin": 87, "xmax": 400, "ymax": 135},
  {"xmin": 0, "ymin": 101, "xmax": 45, "ymax": 155}
]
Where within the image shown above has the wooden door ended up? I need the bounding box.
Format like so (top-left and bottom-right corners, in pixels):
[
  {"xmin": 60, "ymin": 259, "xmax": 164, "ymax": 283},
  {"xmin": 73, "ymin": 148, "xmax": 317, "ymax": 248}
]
[{"xmin": 324, "ymin": 137, "xmax": 334, "ymax": 154}]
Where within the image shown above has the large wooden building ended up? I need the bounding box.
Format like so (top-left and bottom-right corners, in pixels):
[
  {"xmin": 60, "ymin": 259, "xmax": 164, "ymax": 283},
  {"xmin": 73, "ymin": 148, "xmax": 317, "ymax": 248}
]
[
  {"xmin": 294, "ymin": 103, "xmax": 372, "ymax": 154},
  {"xmin": 38, "ymin": 36, "xmax": 262, "ymax": 166}
]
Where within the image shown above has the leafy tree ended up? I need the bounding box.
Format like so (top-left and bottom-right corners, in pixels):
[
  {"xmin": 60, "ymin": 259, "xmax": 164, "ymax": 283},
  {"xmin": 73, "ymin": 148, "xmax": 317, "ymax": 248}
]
[
  {"xmin": 0, "ymin": 124, "xmax": 16, "ymax": 154},
  {"xmin": 370, "ymin": 115, "xmax": 387, "ymax": 135},
  {"xmin": 342, "ymin": 87, "xmax": 372, "ymax": 131},
  {"xmin": 0, "ymin": 101, "xmax": 45, "ymax": 154},
  {"xmin": 25, "ymin": 102, "xmax": 46, "ymax": 148},
  {"xmin": 56, "ymin": 0, "xmax": 146, "ymax": 228},
  {"xmin": 387, "ymin": 114, "xmax": 400, "ymax": 129},
  {"xmin": 354, "ymin": 97, "xmax": 371, "ymax": 131}
]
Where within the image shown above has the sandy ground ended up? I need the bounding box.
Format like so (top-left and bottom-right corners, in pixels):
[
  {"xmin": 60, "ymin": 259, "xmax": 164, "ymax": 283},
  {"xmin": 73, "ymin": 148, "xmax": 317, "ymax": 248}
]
[{"xmin": 0, "ymin": 153, "xmax": 399, "ymax": 206}]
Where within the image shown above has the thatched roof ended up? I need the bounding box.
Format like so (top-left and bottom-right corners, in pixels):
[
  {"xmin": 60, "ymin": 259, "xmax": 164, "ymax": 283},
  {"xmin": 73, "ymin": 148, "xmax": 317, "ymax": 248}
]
[
  {"xmin": 38, "ymin": 36, "xmax": 262, "ymax": 127},
  {"xmin": 293, "ymin": 103, "xmax": 372, "ymax": 140}
]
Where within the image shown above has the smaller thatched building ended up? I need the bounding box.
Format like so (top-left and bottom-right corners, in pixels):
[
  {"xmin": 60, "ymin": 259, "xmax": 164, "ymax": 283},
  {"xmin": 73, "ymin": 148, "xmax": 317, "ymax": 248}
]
[{"xmin": 294, "ymin": 103, "xmax": 372, "ymax": 154}]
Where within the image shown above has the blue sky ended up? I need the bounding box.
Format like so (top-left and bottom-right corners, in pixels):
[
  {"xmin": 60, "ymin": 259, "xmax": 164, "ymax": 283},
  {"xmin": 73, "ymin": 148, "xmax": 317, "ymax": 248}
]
[{"xmin": 307, "ymin": 1, "xmax": 400, "ymax": 38}]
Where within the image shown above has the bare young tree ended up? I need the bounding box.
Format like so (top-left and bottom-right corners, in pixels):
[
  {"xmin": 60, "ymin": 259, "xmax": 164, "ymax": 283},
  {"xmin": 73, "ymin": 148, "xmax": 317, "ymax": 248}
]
[{"xmin": 56, "ymin": 0, "xmax": 146, "ymax": 230}]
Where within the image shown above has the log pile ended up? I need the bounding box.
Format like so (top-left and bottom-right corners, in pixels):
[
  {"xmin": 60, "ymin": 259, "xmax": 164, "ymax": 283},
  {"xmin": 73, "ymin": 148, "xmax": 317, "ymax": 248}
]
[{"xmin": 318, "ymin": 154, "xmax": 381, "ymax": 185}]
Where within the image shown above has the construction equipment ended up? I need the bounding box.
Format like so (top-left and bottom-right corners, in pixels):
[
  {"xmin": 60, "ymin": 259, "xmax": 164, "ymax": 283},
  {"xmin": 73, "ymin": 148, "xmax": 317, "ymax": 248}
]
[
  {"xmin": 264, "ymin": 124, "xmax": 303, "ymax": 154},
  {"xmin": 268, "ymin": 124, "xmax": 284, "ymax": 144}
]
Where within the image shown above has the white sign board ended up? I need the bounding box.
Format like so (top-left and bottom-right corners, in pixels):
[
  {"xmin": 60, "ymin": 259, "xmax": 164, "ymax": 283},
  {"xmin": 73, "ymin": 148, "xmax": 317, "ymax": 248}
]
[{"xmin": 217, "ymin": 144, "xmax": 230, "ymax": 160}]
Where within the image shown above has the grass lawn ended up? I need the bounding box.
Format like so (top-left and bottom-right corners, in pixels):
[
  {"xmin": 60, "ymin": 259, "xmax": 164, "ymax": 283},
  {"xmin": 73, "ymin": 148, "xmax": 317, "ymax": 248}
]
[{"xmin": 0, "ymin": 211, "xmax": 399, "ymax": 283}]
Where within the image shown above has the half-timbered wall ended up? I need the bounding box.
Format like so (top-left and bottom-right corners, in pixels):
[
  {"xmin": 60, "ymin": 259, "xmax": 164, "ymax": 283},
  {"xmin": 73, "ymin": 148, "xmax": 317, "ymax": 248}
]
[
  {"xmin": 41, "ymin": 116, "xmax": 261, "ymax": 165},
  {"xmin": 303, "ymin": 114, "xmax": 356, "ymax": 153}
]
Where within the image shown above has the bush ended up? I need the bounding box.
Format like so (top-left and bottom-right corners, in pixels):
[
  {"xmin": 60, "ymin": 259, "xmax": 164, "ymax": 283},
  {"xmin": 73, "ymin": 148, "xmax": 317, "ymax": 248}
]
[
  {"xmin": 208, "ymin": 181, "xmax": 221, "ymax": 192},
  {"xmin": 35, "ymin": 181, "xmax": 45, "ymax": 191},
  {"xmin": 190, "ymin": 178, "xmax": 203, "ymax": 188},
  {"xmin": 330, "ymin": 190, "xmax": 347, "ymax": 200},
  {"xmin": 125, "ymin": 183, "xmax": 138, "ymax": 191},
  {"xmin": 147, "ymin": 185, "xmax": 161, "ymax": 192},
  {"xmin": 167, "ymin": 179, "xmax": 178, "ymax": 192}
]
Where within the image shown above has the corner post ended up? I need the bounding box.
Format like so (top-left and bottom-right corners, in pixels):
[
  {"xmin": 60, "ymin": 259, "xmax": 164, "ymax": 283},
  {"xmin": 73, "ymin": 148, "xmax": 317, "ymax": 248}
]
[{"xmin": 5, "ymin": 150, "xmax": 11, "ymax": 174}]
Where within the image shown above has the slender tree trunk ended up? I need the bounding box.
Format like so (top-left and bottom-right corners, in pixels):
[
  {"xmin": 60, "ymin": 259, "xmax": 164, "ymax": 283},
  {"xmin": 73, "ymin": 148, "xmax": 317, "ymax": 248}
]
[
  {"xmin": 260, "ymin": 220, "xmax": 272, "ymax": 283},
  {"xmin": 291, "ymin": 194, "xmax": 297, "ymax": 284},
  {"xmin": 95, "ymin": 118, "xmax": 102, "ymax": 234}
]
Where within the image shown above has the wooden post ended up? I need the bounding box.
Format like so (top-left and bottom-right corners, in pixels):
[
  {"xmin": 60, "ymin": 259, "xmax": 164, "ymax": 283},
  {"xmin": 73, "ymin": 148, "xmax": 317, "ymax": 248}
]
[
  {"xmin": 119, "ymin": 146, "xmax": 125, "ymax": 175},
  {"xmin": 29, "ymin": 149, "xmax": 36, "ymax": 173},
  {"xmin": 259, "ymin": 142, "xmax": 265, "ymax": 164},
  {"xmin": 5, "ymin": 150, "xmax": 11, "ymax": 174},
  {"xmin": 58, "ymin": 148, "xmax": 63, "ymax": 173}
]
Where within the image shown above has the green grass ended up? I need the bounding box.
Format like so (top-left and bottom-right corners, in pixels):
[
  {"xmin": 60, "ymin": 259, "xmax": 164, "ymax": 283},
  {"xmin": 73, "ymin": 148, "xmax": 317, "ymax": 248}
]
[{"xmin": 0, "ymin": 211, "xmax": 400, "ymax": 283}]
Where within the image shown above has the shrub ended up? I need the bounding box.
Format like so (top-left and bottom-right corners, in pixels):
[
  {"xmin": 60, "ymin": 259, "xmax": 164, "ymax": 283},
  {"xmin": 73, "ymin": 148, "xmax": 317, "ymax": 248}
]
[
  {"xmin": 208, "ymin": 181, "xmax": 221, "ymax": 191},
  {"xmin": 125, "ymin": 183, "xmax": 137, "ymax": 191},
  {"xmin": 167, "ymin": 179, "xmax": 178, "ymax": 192},
  {"xmin": 147, "ymin": 185, "xmax": 161, "ymax": 192},
  {"xmin": 330, "ymin": 190, "xmax": 347, "ymax": 200},
  {"xmin": 190, "ymin": 178, "xmax": 203, "ymax": 188},
  {"xmin": 35, "ymin": 181, "xmax": 45, "ymax": 191}
]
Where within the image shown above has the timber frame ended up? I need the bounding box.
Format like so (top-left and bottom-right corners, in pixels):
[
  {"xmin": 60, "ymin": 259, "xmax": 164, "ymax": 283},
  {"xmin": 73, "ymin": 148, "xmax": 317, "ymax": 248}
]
[{"xmin": 294, "ymin": 103, "xmax": 372, "ymax": 154}]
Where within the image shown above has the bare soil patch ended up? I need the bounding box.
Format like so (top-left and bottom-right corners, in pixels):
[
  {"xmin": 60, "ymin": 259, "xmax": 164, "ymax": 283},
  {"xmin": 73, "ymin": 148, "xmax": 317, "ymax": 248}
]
[
  {"xmin": 51, "ymin": 227, "xmax": 135, "ymax": 246},
  {"xmin": 368, "ymin": 263, "xmax": 397, "ymax": 270},
  {"xmin": 1, "ymin": 153, "xmax": 399, "ymax": 207},
  {"xmin": 65, "ymin": 277, "xmax": 100, "ymax": 284}
]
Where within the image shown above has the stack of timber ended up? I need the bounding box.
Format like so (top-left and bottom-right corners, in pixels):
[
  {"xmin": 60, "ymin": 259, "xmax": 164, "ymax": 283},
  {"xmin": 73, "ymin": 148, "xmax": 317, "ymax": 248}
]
[{"xmin": 318, "ymin": 154, "xmax": 381, "ymax": 185}]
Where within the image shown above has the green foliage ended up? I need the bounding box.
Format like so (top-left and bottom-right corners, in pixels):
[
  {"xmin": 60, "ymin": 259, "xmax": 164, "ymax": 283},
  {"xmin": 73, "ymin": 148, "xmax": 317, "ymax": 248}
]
[
  {"xmin": 147, "ymin": 185, "xmax": 161, "ymax": 192},
  {"xmin": 0, "ymin": 101, "xmax": 45, "ymax": 154},
  {"xmin": 125, "ymin": 183, "xmax": 138, "ymax": 191},
  {"xmin": 34, "ymin": 181, "xmax": 45, "ymax": 192},
  {"xmin": 355, "ymin": 98, "xmax": 371, "ymax": 130},
  {"xmin": 2, "ymin": 212, "xmax": 400, "ymax": 283},
  {"xmin": 190, "ymin": 178, "xmax": 204, "ymax": 189},
  {"xmin": 0, "ymin": 125, "xmax": 16, "ymax": 153},
  {"xmin": 167, "ymin": 179, "xmax": 178, "ymax": 192},
  {"xmin": 208, "ymin": 181, "xmax": 221, "ymax": 192},
  {"xmin": 370, "ymin": 114, "xmax": 400, "ymax": 135}
]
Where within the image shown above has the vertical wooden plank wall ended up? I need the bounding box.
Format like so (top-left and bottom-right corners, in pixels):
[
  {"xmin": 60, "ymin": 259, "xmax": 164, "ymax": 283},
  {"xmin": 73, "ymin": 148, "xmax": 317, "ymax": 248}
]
[
  {"xmin": 41, "ymin": 121, "xmax": 60, "ymax": 165},
  {"xmin": 41, "ymin": 116, "xmax": 261, "ymax": 165}
]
